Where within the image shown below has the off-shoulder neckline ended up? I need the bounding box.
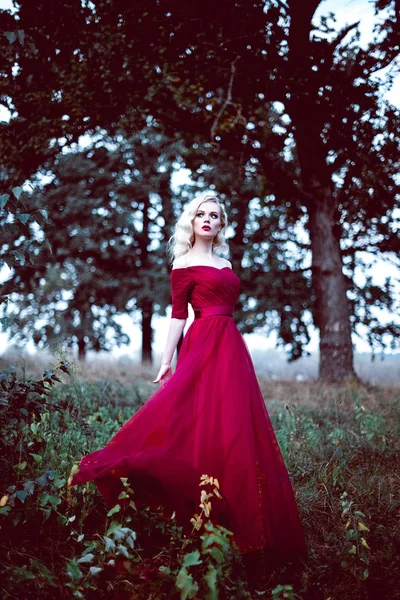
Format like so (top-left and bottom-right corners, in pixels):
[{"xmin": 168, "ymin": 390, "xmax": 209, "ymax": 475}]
[{"xmin": 172, "ymin": 265, "xmax": 232, "ymax": 272}]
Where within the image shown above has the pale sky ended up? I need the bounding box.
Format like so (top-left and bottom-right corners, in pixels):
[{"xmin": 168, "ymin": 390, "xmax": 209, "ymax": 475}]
[{"xmin": 0, "ymin": 0, "xmax": 398, "ymax": 357}]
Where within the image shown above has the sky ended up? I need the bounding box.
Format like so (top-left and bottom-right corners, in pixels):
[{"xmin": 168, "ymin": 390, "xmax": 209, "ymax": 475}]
[{"xmin": 0, "ymin": 0, "xmax": 399, "ymax": 357}]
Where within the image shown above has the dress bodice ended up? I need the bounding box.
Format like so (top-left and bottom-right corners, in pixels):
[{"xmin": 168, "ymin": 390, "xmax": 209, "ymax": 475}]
[{"xmin": 170, "ymin": 266, "xmax": 240, "ymax": 319}]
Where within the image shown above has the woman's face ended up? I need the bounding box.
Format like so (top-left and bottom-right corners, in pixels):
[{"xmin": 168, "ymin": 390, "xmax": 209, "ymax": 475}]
[{"xmin": 192, "ymin": 201, "xmax": 222, "ymax": 241}]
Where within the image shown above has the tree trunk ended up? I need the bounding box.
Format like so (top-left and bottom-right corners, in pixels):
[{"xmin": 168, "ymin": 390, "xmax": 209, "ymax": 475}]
[
  {"xmin": 289, "ymin": 107, "xmax": 356, "ymax": 380},
  {"xmin": 141, "ymin": 298, "xmax": 153, "ymax": 364},
  {"xmin": 287, "ymin": 111, "xmax": 356, "ymax": 379},
  {"xmin": 308, "ymin": 193, "xmax": 356, "ymax": 380},
  {"xmin": 286, "ymin": 0, "xmax": 357, "ymax": 381},
  {"xmin": 78, "ymin": 336, "xmax": 86, "ymax": 361}
]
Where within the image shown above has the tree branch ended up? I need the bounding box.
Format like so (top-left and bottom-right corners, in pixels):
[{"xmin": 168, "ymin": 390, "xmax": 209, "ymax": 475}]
[
  {"xmin": 330, "ymin": 22, "xmax": 360, "ymax": 49},
  {"xmin": 210, "ymin": 57, "xmax": 240, "ymax": 142},
  {"xmin": 252, "ymin": 147, "xmax": 313, "ymax": 205},
  {"xmin": 274, "ymin": 0, "xmax": 289, "ymax": 13}
]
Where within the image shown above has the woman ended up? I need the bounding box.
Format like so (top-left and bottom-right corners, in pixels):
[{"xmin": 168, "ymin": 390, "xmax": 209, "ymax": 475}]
[{"xmin": 70, "ymin": 193, "xmax": 306, "ymax": 559}]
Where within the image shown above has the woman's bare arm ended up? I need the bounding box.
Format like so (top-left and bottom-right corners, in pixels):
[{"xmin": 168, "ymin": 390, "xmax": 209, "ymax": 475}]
[
  {"xmin": 153, "ymin": 257, "xmax": 188, "ymax": 383},
  {"xmin": 153, "ymin": 316, "xmax": 186, "ymax": 383}
]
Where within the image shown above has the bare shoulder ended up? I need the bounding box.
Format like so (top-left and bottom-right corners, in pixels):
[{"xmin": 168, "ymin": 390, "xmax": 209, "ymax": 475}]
[
  {"xmin": 212, "ymin": 253, "xmax": 232, "ymax": 270},
  {"xmin": 172, "ymin": 256, "xmax": 187, "ymax": 270}
]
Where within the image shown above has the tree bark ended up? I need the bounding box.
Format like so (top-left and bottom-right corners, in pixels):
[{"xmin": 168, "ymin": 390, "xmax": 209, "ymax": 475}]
[
  {"xmin": 287, "ymin": 0, "xmax": 357, "ymax": 380},
  {"xmin": 77, "ymin": 336, "xmax": 86, "ymax": 361},
  {"xmin": 308, "ymin": 194, "xmax": 355, "ymax": 380},
  {"xmin": 289, "ymin": 124, "xmax": 357, "ymax": 380},
  {"xmin": 141, "ymin": 298, "xmax": 153, "ymax": 364}
]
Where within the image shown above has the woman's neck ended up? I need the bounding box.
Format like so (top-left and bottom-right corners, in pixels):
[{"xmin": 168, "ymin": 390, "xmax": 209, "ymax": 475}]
[{"xmin": 190, "ymin": 239, "xmax": 214, "ymax": 257}]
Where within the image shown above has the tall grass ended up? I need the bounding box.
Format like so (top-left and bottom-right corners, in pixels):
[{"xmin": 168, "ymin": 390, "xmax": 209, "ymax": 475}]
[{"xmin": 0, "ymin": 352, "xmax": 399, "ymax": 599}]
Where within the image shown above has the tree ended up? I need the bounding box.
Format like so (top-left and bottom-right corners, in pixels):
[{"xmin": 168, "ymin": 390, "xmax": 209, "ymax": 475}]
[
  {"xmin": 1, "ymin": 0, "xmax": 399, "ymax": 378},
  {"xmin": 127, "ymin": 0, "xmax": 399, "ymax": 377},
  {"xmin": 1, "ymin": 131, "xmax": 179, "ymax": 361}
]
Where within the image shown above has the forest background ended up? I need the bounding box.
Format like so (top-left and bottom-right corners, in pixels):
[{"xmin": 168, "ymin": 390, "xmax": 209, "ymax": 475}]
[
  {"xmin": 0, "ymin": 0, "xmax": 399, "ymax": 383},
  {"xmin": 0, "ymin": 1, "xmax": 399, "ymax": 599}
]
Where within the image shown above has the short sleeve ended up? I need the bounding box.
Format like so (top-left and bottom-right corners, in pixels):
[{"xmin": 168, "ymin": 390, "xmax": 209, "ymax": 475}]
[{"xmin": 170, "ymin": 269, "xmax": 193, "ymax": 319}]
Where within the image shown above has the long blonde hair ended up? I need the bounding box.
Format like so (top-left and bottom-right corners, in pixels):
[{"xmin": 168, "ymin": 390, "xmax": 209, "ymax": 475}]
[{"xmin": 168, "ymin": 193, "xmax": 229, "ymax": 262}]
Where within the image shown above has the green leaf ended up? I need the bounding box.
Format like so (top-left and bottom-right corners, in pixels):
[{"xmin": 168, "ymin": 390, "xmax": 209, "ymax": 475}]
[
  {"xmin": 39, "ymin": 209, "xmax": 48, "ymax": 221},
  {"xmin": 16, "ymin": 29, "xmax": 25, "ymax": 45},
  {"xmin": 48, "ymin": 494, "xmax": 62, "ymax": 508},
  {"xmin": 0, "ymin": 194, "xmax": 9, "ymax": 210},
  {"xmin": 159, "ymin": 565, "xmax": 171, "ymax": 575},
  {"xmin": 12, "ymin": 186, "xmax": 23, "ymax": 200},
  {"xmin": 106, "ymin": 520, "xmax": 120, "ymax": 535},
  {"xmin": 30, "ymin": 453, "xmax": 43, "ymax": 465},
  {"xmin": 44, "ymin": 507, "xmax": 52, "ymax": 522},
  {"xmin": 54, "ymin": 476, "xmax": 66, "ymax": 489},
  {"xmin": 182, "ymin": 550, "xmax": 202, "ymax": 567},
  {"xmin": 66, "ymin": 557, "xmax": 83, "ymax": 581},
  {"xmin": 175, "ymin": 567, "xmax": 199, "ymax": 600},
  {"xmin": 44, "ymin": 238, "xmax": 53, "ymax": 254},
  {"xmin": 30, "ymin": 422, "xmax": 40, "ymax": 434},
  {"xmin": 209, "ymin": 546, "xmax": 224, "ymax": 564},
  {"xmin": 13, "ymin": 461, "xmax": 27, "ymax": 472},
  {"xmin": 107, "ymin": 503, "xmax": 121, "ymax": 517},
  {"xmin": 77, "ymin": 553, "xmax": 95, "ymax": 564},
  {"xmin": 4, "ymin": 31, "xmax": 16, "ymax": 44},
  {"xmin": 39, "ymin": 492, "xmax": 50, "ymax": 505},
  {"xmin": 103, "ymin": 536, "xmax": 115, "ymax": 552},
  {"xmin": 204, "ymin": 565, "xmax": 218, "ymax": 599},
  {"xmin": 23, "ymin": 480, "xmax": 35, "ymax": 495},
  {"xmin": 12, "ymin": 249, "xmax": 26, "ymax": 263},
  {"xmin": 89, "ymin": 566, "xmax": 103, "ymax": 575},
  {"xmin": 18, "ymin": 214, "xmax": 30, "ymax": 224},
  {"xmin": 16, "ymin": 490, "xmax": 28, "ymax": 504},
  {"xmin": 0, "ymin": 506, "xmax": 12, "ymax": 516},
  {"xmin": 117, "ymin": 544, "xmax": 130, "ymax": 558}
]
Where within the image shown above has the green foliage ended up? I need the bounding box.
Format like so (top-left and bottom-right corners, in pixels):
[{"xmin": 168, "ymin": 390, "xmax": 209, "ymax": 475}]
[
  {"xmin": 1, "ymin": 0, "xmax": 399, "ymax": 372},
  {"xmin": 271, "ymin": 584, "xmax": 296, "ymax": 600},
  {"xmin": 64, "ymin": 476, "xmax": 249, "ymax": 600},
  {"xmin": 0, "ymin": 133, "xmax": 179, "ymax": 361},
  {"xmin": 340, "ymin": 491, "xmax": 371, "ymax": 581},
  {"xmin": 0, "ymin": 185, "xmax": 51, "ymax": 270},
  {"xmin": 0, "ymin": 358, "xmax": 70, "ymax": 483},
  {"xmin": 0, "ymin": 359, "xmax": 399, "ymax": 598}
]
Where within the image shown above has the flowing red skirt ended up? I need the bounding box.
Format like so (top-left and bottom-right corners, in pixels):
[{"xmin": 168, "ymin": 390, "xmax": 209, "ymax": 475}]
[{"xmin": 71, "ymin": 315, "xmax": 306, "ymax": 558}]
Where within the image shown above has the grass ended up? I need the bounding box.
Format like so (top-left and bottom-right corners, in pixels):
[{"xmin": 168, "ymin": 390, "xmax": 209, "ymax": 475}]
[{"xmin": 0, "ymin": 351, "xmax": 399, "ymax": 599}]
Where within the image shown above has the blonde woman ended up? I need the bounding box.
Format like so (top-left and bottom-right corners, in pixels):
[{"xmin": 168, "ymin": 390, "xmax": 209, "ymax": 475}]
[{"xmin": 70, "ymin": 193, "xmax": 306, "ymax": 563}]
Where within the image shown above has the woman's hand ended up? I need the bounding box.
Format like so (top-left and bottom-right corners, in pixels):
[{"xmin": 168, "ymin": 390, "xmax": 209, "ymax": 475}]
[
  {"xmin": 152, "ymin": 317, "xmax": 185, "ymax": 385},
  {"xmin": 153, "ymin": 362, "xmax": 172, "ymax": 384}
]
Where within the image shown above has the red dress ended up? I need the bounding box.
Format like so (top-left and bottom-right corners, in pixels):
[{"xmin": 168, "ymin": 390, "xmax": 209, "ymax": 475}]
[{"xmin": 71, "ymin": 266, "xmax": 306, "ymax": 557}]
